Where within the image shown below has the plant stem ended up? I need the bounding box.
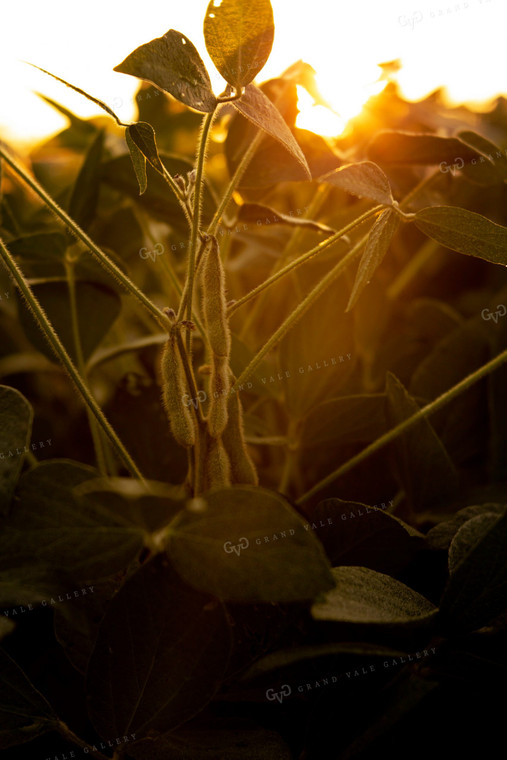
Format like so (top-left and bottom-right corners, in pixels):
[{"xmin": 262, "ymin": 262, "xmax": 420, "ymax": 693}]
[
  {"xmin": 228, "ymin": 206, "xmax": 382, "ymax": 316},
  {"xmin": 65, "ymin": 258, "xmax": 109, "ymax": 476},
  {"xmin": 297, "ymin": 344, "xmax": 507, "ymax": 505},
  {"xmin": 56, "ymin": 721, "xmax": 110, "ymax": 760},
  {"xmin": 231, "ymin": 234, "xmax": 369, "ymax": 391},
  {"xmin": 0, "ymin": 236, "xmax": 144, "ymax": 480},
  {"xmin": 162, "ymin": 166, "xmax": 192, "ymax": 228},
  {"xmin": 175, "ymin": 328, "xmax": 205, "ymax": 426},
  {"xmin": 207, "ymin": 129, "xmax": 265, "ymax": 237},
  {"xmin": 0, "ymin": 145, "xmax": 170, "ymax": 330}
]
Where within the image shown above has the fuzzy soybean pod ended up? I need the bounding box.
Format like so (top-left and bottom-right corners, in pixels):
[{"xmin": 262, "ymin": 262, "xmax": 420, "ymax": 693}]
[
  {"xmin": 160, "ymin": 333, "xmax": 196, "ymax": 448},
  {"xmin": 222, "ymin": 389, "xmax": 258, "ymax": 485},
  {"xmin": 201, "ymin": 235, "xmax": 231, "ymax": 359},
  {"xmin": 204, "ymin": 434, "xmax": 231, "ymax": 491},
  {"xmin": 208, "ymin": 354, "xmax": 230, "ymax": 438}
]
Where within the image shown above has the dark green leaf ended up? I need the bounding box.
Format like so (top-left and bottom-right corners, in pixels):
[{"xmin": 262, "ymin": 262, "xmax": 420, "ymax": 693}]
[
  {"xmin": 301, "ymin": 395, "xmax": 386, "ymax": 450},
  {"xmin": 114, "ymin": 30, "xmax": 217, "ymax": 112},
  {"xmin": 0, "ymin": 648, "xmax": 58, "ymax": 749},
  {"xmin": 126, "ymin": 129, "xmax": 147, "ymax": 195},
  {"xmin": 414, "ymin": 206, "xmax": 507, "ymax": 266},
  {"xmin": 166, "ymin": 486, "xmax": 334, "ymax": 602},
  {"xmin": 439, "ymin": 509, "xmax": 507, "ymax": 632},
  {"xmin": 67, "ymin": 130, "xmax": 104, "ymax": 229},
  {"xmin": 386, "ymin": 373, "xmax": 459, "ymax": 513},
  {"xmin": 448, "ymin": 513, "xmax": 502, "ymax": 573},
  {"xmin": 1, "ymin": 461, "xmax": 144, "ymax": 581},
  {"xmin": 367, "ymin": 131, "xmax": 481, "ymax": 166},
  {"xmin": 233, "ymin": 85, "xmax": 311, "ymax": 178},
  {"xmin": 86, "ymin": 555, "xmax": 231, "ymax": 738},
  {"xmin": 18, "ymin": 280, "xmax": 121, "ymax": 364},
  {"xmin": 127, "ymin": 122, "xmax": 166, "ymax": 179},
  {"xmin": 0, "ymin": 385, "xmax": 33, "ymax": 516},
  {"xmin": 8, "ymin": 232, "xmax": 68, "ymax": 278},
  {"xmin": 347, "ymin": 209, "xmax": 399, "ymax": 310},
  {"xmin": 425, "ymin": 503, "xmax": 506, "ymax": 552},
  {"xmin": 237, "ymin": 203, "xmax": 335, "ymax": 234},
  {"xmin": 322, "ymin": 162, "xmax": 394, "ymax": 206},
  {"xmin": 311, "ymin": 566, "xmax": 437, "ymax": 625},
  {"xmin": 204, "ymin": 0, "xmax": 274, "ymax": 88},
  {"xmin": 130, "ymin": 720, "xmax": 292, "ymax": 760}
]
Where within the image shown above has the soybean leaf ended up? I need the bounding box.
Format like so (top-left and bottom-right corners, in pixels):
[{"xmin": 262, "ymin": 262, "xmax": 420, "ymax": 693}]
[
  {"xmin": 237, "ymin": 203, "xmax": 335, "ymax": 234},
  {"xmin": 386, "ymin": 373, "xmax": 459, "ymax": 513},
  {"xmin": 347, "ymin": 209, "xmax": 399, "ymax": 310},
  {"xmin": 414, "ymin": 206, "xmax": 507, "ymax": 266},
  {"xmin": 425, "ymin": 503, "xmax": 507, "ymax": 552},
  {"xmin": 448, "ymin": 513, "xmax": 502, "ymax": 573},
  {"xmin": 309, "ymin": 499, "xmax": 422, "ymax": 573},
  {"xmin": 1, "ymin": 461, "xmax": 144, "ymax": 581},
  {"xmin": 322, "ymin": 162, "xmax": 394, "ymax": 206},
  {"xmin": 301, "ymin": 394, "xmax": 387, "ymax": 450},
  {"xmin": 439, "ymin": 509, "xmax": 507, "ymax": 633},
  {"xmin": 0, "ymin": 567, "xmax": 59, "ymax": 609},
  {"xmin": 126, "ymin": 129, "xmax": 147, "ymax": 195},
  {"xmin": 367, "ymin": 131, "xmax": 481, "ymax": 166},
  {"xmin": 457, "ymin": 129, "xmax": 507, "ymax": 183},
  {"xmin": 86, "ymin": 554, "xmax": 231, "ymax": 739},
  {"xmin": 67, "ymin": 129, "xmax": 104, "ymax": 229},
  {"xmin": 0, "ymin": 648, "xmax": 59, "ymax": 749},
  {"xmin": 130, "ymin": 719, "xmax": 292, "ymax": 760},
  {"xmin": 204, "ymin": 0, "xmax": 274, "ymax": 88},
  {"xmin": 18, "ymin": 280, "xmax": 121, "ymax": 364},
  {"xmin": 233, "ymin": 84, "xmax": 311, "ymax": 178},
  {"xmin": 311, "ymin": 566, "xmax": 437, "ymax": 625},
  {"xmin": 8, "ymin": 232, "xmax": 68, "ymax": 278},
  {"xmin": 0, "ymin": 386, "xmax": 33, "ymax": 516},
  {"xmin": 114, "ymin": 30, "xmax": 217, "ymax": 113},
  {"xmin": 166, "ymin": 486, "xmax": 334, "ymax": 602}
]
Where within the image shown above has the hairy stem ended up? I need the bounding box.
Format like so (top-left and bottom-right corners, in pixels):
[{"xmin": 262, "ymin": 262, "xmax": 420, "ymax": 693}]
[
  {"xmin": 0, "ymin": 145, "xmax": 170, "ymax": 330},
  {"xmin": 0, "ymin": 236, "xmax": 144, "ymax": 480},
  {"xmin": 297, "ymin": 345, "xmax": 507, "ymax": 504}
]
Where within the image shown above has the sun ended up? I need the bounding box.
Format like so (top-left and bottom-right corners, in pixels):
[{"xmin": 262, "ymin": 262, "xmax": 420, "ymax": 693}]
[{"xmin": 295, "ymin": 63, "xmax": 388, "ymax": 137}]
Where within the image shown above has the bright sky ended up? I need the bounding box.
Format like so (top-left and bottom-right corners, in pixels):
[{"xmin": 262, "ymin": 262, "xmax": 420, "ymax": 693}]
[{"xmin": 0, "ymin": 0, "xmax": 506, "ymax": 146}]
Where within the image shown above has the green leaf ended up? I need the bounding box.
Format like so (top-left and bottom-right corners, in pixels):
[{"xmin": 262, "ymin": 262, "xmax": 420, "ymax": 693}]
[
  {"xmin": 0, "ymin": 648, "xmax": 59, "ymax": 749},
  {"xmin": 347, "ymin": 209, "xmax": 399, "ymax": 310},
  {"xmin": 448, "ymin": 513, "xmax": 502, "ymax": 574},
  {"xmin": 310, "ymin": 499, "xmax": 422, "ymax": 573},
  {"xmin": 367, "ymin": 131, "xmax": 481, "ymax": 165},
  {"xmin": 233, "ymin": 84, "xmax": 311, "ymax": 178},
  {"xmin": 237, "ymin": 203, "xmax": 335, "ymax": 234},
  {"xmin": 386, "ymin": 373, "xmax": 459, "ymax": 513},
  {"xmin": 439, "ymin": 509, "xmax": 507, "ymax": 633},
  {"xmin": 86, "ymin": 554, "xmax": 231, "ymax": 738},
  {"xmin": 18, "ymin": 280, "xmax": 121, "ymax": 364},
  {"xmin": 126, "ymin": 129, "xmax": 147, "ymax": 195},
  {"xmin": 0, "ymin": 386, "xmax": 33, "ymax": 516},
  {"xmin": 8, "ymin": 232, "xmax": 68, "ymax": 278},
  {"xmin": 130, "ymin": 720, "xmax": 292, "ymax": 760},
  {"xmin": 425, "ymin": 503, "xmax": 506, "ymax": 552},
  {"xmin": 67, "ymin": 130, "xmax": 104, "ymax": 229},
  {"xmin": 204, "ymin": 0, "xmax": 274, "ymax": 88},
  {"xmin": 414, "ymin": 206, "xmax": 507, "ymax": 266},
  {"xmin": 1, "ymin": 461, "xmax": 144, "ymax": 581},
  {"xmin": 301, "ymin": 394, "xmax": 387, "ymax": 450},
  {"xmin": 166, "ymin": 486, "xmax": 334, "ymax": 602},
  {"xmin": 321, "ymin": 161, "xmax": 394, "ymax": 206},
  {"xmin": 311, "ymin": 566, "xmax": 437, "ymax": 625},
  {"xmin": 114, "ymin": 30, "xmax": 217, "ymax": 113}
]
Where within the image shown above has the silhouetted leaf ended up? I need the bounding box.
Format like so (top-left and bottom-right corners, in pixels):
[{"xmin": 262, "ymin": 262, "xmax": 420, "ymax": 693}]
[
  {"xmin": 166, "ymin": 486, "xmax": 334, "ymax": 602},
  {"xmin": 0, "ymin": 649, "xmax": 59, "ymax": 749},
  {"xmin": 386, "ymin": 373, "xmax": 459, "ymax": 513},
  {"xmin": 440, "ymin": 509, "xmax": 507, "ymax": 632},
  {"xmin": 126, "ymin": 129, "xmax": 147, "ymax": 194},
  {"xmin": 237, "ymin": 203, "xmax": 335, "ymax": 234},
  {"xmin": 86, "ymin": 555, "xmax": 231, "ymax": 738},
  {"xmin": 233, "ymin": 85, "xmax": 311, "ymax": 178},
  {"xmin": 414, "ymin": 206, "xmax": 507, "ymax": 266},
  {"xmin": 0, "ymin": 386, "xmax": 33, "ymax": 516},
  {"xmin": 322, "ymin": 162, "xmax": 394, "ymax": 206},
  {"xmin": 347, "ymin": 209, "xmax": 399, "ymax": 310},
  {"xmin": 367, "ymin": 131, "xmax": 481, "ymax": 165},
  {"xmin": 204, "ymin": 0, "xmax": 274, "ymax": 88},
  {"xmin": 301, "ymin": 395, "xmax": 386, "ymax": 450},
  {"xmin": 114, "ymin": 30, "xmax": 217, "ymax": 113},
  {"xmin": 67, "ymin": 130, "xmax": 104, "ymax": 229},
  {"xmin": 457, "ymin": 129, "xmax": 507, "ymax": 183},
  {"xmin": 311, "ymin": 566, "xmax": 437, "ymax": 625}
]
